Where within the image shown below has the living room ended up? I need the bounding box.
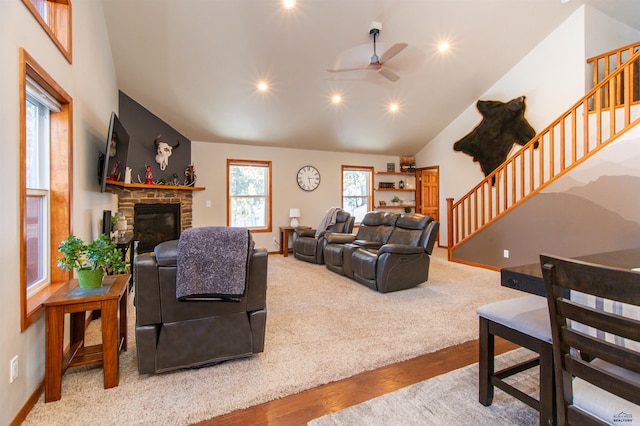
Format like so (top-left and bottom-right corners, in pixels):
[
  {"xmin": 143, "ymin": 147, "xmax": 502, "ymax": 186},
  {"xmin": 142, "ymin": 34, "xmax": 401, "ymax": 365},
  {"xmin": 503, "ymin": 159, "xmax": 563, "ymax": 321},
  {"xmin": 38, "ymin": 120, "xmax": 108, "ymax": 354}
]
[{"xmin": 3, "ymin": 1, "xmax": 640, "ymax": 424}]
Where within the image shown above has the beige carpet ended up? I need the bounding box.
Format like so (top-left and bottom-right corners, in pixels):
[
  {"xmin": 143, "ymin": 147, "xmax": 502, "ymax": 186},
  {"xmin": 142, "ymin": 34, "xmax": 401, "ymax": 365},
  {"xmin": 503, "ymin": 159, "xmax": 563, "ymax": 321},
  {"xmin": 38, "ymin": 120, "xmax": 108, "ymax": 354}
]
[
  {"xmin": 309, "ymin": 348, "xmax": 539, "ymax": 426},
  {"xmin": 24, "ymin": 248, "xmax": 523, "ymax": 425}
]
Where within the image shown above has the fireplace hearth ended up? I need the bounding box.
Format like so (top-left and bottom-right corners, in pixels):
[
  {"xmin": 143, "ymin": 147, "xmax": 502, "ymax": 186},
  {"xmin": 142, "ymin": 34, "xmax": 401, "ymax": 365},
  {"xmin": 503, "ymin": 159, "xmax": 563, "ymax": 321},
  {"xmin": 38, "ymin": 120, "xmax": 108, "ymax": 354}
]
[
  {"xmin": 106, "ymin": 183, "xmax": 196, "ymax": 253},
  {"xmin": 134, "ymin": 203, "xmax": 181, "ymax": 253}
]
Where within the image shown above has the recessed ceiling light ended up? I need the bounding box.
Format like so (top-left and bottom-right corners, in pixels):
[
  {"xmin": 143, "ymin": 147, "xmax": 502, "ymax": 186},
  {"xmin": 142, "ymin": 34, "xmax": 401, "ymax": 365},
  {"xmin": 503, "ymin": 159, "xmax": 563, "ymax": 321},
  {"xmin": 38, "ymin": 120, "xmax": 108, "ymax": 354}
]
[
  {"xmin": 331, "ymin": 94, "xmax": 342, "ymax": 104},
  {"xmin": 283, "ymin": 0, "xmax": 296, "ymax": 9},
  {"xmin": 257, "ymin": 81, "xmax": 269, "ymax": 92},
  {"xmin": 438, "ymin": 41, "xmax": 450, "ymax": 52},
  {"xmin": 389, "ymin": 103, "xmax": 399, "ymax": 112}
]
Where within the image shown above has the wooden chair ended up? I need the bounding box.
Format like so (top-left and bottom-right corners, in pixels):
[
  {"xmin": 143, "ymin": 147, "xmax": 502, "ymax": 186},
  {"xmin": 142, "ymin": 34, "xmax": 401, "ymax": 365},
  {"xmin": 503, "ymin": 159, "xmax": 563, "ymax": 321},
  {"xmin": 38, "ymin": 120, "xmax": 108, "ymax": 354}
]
[
  {"xmin": 477, "ymin": 295, "xmax": 555, "ymax": 425},
  {"xmin": 541, "ymin": 254, "xmax": 640, "ymax": 426}
]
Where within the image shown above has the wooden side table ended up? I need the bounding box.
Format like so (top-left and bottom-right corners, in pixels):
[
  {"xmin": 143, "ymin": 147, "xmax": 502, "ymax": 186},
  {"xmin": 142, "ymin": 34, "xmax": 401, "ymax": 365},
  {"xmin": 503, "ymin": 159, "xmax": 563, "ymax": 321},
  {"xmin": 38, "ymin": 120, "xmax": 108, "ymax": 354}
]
[
  {"xmin": 279, "ymin": 226, "xmax": 295, "ymax": 257},
  {"xmin": 43, "ymin": 274, "xmax": 130, "ymax": 402}
]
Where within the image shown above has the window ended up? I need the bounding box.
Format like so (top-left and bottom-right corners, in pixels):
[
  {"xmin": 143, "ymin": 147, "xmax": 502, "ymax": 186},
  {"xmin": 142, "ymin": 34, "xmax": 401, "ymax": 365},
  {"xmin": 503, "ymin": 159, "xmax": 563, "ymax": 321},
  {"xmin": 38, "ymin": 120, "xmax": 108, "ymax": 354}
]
[
  {"xmin": 25, "ymin": 82, "xmax": 54, "ymax": 296},
  {"xmin": 20, "ymin": 49, "xmax": 72, "ymax": 330},
  {"xmin": 342, "ymin": 166, "xmax": 373, "ymax": 223},
  {"xmin": 22, "ymin": 0, "xmax": 72, "ymax": 63},
  {"xmin": 227, "ymin": 160, "xmax": 272, "ymax": 232}
]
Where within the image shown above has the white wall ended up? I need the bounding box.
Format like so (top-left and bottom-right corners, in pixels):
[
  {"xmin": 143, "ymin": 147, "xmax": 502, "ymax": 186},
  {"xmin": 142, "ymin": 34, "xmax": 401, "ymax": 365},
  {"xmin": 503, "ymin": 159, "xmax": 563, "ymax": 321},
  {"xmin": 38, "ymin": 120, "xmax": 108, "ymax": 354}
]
[
  {"xmin": 415, "ymin": 7, "xmax": 589, "ymax": 245},
  {"xmin": 0, "ymin": 2, "xmax": 118, "ymax": 423},
  {"xmin": 192, "ymin": 142, "xmax": 400, "ymax": 251},
  {"xmin": 415, "ymin": 5, "xmax": 640, "ymax": 246},
  {"xmin": 584, "ymin": 6, "xmax": 640, "ymax": 60}
]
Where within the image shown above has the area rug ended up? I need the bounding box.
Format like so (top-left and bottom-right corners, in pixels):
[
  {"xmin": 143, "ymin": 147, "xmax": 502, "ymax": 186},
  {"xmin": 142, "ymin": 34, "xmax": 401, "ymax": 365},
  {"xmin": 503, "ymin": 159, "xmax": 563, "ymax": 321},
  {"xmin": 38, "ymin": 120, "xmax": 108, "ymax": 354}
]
[
  {"xmin": 23, "ymin": 248, "xmax": 524, "ymax": 425},
  {"xmin": 309, "ymin": 348, "xmax": 540, "ymax": 426}
]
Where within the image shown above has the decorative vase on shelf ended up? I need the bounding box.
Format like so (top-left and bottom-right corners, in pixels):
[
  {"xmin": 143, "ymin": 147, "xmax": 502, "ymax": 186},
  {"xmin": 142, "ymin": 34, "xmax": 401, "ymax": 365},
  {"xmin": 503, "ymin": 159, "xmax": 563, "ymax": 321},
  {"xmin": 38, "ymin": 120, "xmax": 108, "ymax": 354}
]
[{"xmin": 76, "ymin": 269, "xmax": 104, "ymax": 289}]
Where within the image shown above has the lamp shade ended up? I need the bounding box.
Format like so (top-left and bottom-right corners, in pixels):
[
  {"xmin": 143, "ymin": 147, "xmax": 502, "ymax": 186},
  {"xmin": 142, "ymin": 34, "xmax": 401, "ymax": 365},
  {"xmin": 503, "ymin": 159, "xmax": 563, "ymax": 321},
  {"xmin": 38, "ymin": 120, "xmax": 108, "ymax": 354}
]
[{"xmin": 289, "ymin": 208, "xmax": 300, "ymax": 227}]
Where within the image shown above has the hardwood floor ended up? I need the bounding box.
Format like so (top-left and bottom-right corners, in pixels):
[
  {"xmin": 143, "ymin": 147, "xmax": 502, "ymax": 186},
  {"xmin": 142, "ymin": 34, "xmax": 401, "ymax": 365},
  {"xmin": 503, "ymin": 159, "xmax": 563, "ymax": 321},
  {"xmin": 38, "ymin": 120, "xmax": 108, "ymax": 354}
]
[{"xmin": 193, "ymin": 338, "xmax": 519, "ymax": 426}]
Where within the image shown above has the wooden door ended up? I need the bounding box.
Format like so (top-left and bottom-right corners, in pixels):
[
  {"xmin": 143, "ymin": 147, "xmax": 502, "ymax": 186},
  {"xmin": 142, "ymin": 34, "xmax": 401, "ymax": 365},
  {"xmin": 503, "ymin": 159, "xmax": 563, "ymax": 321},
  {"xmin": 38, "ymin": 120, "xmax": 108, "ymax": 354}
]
[{"xmin": 419, "ymin": 168, "xmax": 439, "ymax": 222}]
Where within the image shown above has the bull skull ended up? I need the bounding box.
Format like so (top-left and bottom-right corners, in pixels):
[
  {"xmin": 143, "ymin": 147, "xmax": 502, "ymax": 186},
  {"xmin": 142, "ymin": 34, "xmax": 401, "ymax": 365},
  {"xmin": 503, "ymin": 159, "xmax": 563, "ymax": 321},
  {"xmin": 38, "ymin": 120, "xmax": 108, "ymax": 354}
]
[{"xmin": 154, "ymin": 135, "xmax": 180, "ymax": 171}]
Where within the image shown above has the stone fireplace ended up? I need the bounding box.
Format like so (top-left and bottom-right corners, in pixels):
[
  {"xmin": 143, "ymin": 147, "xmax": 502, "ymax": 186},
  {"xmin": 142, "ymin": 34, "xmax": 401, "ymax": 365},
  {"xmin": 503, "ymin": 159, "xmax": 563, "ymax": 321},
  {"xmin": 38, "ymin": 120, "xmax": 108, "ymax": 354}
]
[{"xmin": 106, "ymin": 183, "xmax": 194, "ymax": 253}]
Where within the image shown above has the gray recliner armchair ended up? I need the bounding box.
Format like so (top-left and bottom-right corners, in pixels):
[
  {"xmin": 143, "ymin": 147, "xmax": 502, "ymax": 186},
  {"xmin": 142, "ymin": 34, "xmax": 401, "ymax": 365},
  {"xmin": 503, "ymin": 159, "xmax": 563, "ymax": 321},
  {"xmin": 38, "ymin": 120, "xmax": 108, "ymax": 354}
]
[
  {"xmin": 293, "ymin": 209, "xmax": 355, "ymax": 264},
  {"xmin": 134, "ymin": 232, "xmax": 267, "ymax": 374}
]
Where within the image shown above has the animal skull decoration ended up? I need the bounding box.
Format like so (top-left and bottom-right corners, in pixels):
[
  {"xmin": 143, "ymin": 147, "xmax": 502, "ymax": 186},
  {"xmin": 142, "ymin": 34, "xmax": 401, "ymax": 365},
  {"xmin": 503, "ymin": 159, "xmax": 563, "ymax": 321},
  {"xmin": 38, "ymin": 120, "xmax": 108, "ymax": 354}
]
[{"xmin": 153, "ymin": 135, "xmax": 180, "ymax": 171}]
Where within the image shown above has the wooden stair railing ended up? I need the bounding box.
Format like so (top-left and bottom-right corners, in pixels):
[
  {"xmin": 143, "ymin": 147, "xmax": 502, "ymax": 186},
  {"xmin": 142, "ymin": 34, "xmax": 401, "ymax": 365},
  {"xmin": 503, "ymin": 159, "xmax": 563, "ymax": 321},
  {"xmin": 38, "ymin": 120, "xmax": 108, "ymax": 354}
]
[
  {"xmin": 447, "ymin": 48, "xmax": 640, "ymax": 261},
  {"xmin": 587, "ymin": 41, "xmax": 640, "ymax": 108}
]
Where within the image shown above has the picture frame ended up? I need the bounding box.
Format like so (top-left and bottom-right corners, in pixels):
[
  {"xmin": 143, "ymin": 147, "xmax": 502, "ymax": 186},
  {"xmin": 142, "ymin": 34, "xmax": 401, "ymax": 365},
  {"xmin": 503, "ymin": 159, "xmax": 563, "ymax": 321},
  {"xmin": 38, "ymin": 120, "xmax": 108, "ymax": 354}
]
[
  {"xmin": 400, "ymin": 156, "xmax": 416, "ymax": 172},
  {"xmin": 387, "ymin": 163, "xmax": 395, "ymax": 172},
  {"xmin": 405, "ymin": 176, "xmax": 416, "ymax": 189}
]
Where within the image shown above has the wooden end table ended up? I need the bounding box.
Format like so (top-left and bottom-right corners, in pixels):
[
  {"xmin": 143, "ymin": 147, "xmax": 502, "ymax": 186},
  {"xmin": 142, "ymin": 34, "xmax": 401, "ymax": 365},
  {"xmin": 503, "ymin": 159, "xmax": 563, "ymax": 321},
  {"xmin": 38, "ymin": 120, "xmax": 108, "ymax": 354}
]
[
  {"xmin": 43, "ymin": 274, "xmax": 130, "ymax": 402},
  {"xmin": 279, "ymin": 226, "xmax": 295, "ymax": 257}
]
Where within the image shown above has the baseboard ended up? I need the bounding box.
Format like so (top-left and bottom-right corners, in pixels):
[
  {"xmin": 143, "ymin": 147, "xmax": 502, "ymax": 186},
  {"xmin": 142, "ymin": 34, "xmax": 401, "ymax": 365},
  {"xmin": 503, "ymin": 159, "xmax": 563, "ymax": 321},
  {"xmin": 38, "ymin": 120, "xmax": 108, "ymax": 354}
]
[{"xmin": 10, "ymin": 380, "xmax": 43, "ymax": 426}]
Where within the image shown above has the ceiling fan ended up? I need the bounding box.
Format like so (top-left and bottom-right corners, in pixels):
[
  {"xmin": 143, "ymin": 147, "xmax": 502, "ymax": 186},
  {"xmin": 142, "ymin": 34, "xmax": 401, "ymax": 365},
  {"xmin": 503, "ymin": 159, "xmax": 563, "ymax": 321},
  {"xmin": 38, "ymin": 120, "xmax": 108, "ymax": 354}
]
[{"xmin": 327, "ymin": 23, "xmax": 408, "ymax": 82}]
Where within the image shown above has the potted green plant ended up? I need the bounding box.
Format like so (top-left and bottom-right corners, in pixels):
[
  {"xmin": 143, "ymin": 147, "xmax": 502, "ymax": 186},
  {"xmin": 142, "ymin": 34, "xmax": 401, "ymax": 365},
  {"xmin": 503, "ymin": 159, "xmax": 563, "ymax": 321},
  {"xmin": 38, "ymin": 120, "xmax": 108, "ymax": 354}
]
[
  {"xmin": 391, "ymin": 196, "xmax": 401, "ymax": 206},
  {"xmin": 57, "ymin": 234, "xmax": 126, "ymax": 288}
]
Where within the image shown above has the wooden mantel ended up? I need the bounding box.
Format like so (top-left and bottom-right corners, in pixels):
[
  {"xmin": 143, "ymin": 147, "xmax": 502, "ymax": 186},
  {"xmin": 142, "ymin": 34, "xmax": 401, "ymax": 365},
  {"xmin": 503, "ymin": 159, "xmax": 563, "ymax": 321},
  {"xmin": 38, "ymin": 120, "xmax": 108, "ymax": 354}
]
[{"xmin": 106, "ymin": 181, "xmax": 205, "ymax": 191}]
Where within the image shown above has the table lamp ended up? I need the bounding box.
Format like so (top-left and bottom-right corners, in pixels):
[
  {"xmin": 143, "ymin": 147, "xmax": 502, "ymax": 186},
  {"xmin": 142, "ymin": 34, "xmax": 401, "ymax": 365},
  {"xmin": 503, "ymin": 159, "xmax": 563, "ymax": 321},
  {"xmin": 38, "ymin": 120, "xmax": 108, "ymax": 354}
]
[{"xmin": 289, "ymin": 208, "xmax": 300, "ymax": 227}]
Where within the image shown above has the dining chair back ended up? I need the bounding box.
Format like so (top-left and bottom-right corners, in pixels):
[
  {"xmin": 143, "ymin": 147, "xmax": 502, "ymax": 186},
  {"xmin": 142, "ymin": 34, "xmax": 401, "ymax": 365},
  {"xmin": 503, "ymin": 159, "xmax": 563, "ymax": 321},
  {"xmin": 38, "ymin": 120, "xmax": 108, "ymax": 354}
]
[{"xmin": 540, "ymin": 254, "xmax": 640, "ymax": 426}]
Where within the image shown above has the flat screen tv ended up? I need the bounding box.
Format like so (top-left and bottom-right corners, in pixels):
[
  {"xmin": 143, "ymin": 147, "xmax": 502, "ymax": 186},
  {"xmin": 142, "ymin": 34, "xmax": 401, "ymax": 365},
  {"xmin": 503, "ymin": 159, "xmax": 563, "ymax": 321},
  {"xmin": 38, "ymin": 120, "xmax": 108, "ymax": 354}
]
[{"xmin": 99, "ymin": 111, "xmax": 130, "ymax": 192}]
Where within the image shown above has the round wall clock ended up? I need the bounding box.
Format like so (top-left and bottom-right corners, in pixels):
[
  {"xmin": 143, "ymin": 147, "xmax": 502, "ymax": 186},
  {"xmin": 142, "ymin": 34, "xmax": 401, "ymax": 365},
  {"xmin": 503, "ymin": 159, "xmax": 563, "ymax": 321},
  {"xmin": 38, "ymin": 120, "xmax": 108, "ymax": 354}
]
[{"xmin": 297, "ymin": 165, "xmax": 321, "ymax": 191}]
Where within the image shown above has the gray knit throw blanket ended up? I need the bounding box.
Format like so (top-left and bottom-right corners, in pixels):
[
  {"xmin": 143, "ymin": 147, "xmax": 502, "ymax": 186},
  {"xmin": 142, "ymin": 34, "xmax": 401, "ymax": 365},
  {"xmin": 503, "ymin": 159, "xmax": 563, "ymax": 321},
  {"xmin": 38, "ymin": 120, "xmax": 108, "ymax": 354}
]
[{"xmin": 176, "ymin": 226, "xmax": 254, "ymax": 301}]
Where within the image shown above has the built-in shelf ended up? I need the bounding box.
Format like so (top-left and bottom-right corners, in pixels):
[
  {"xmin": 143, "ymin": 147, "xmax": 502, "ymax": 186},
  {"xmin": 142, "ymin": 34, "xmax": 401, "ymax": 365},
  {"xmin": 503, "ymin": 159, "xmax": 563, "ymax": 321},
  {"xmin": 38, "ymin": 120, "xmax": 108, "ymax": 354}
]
[
  {"xmin": 375, "ymin": 205, "xmax": 416, "ymax": 209},
  {"xmin": 106, "ymin": 181, "xmax": 205, "ymax": 191},
  {"xmin": 375, "ymin": 171, "xmax": 414, "ymax": 176},
  {"xmin": 374, "ymin": 170, "xmax": 417, "ymax": 212}
]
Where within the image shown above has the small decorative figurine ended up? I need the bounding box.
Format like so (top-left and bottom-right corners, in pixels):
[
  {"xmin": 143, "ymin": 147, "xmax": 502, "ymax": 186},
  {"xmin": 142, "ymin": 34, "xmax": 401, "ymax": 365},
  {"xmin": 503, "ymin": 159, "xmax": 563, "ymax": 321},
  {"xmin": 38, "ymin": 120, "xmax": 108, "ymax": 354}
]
[
  {"xmin": 145, "ymin": 165, "xmax": 154, "ymax": 185},
  {"xmin": 172, "ymin": 173, "xmax": 180, "ymax": 186},
  {"xmin": 107, "ymin": 161, "xmax": 119, "ymax": 181},
  {"xmin": 185, "ymin": 164, "xmax": 197, "ymax": 186}
]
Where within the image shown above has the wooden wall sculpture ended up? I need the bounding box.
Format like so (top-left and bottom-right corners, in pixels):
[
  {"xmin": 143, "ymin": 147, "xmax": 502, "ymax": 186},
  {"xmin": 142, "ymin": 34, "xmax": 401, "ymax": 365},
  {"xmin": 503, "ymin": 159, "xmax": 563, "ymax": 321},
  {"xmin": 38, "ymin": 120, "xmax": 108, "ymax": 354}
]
[{"xmin": 453, "ymin": 96, "xmax": 536, "ymax": 184}]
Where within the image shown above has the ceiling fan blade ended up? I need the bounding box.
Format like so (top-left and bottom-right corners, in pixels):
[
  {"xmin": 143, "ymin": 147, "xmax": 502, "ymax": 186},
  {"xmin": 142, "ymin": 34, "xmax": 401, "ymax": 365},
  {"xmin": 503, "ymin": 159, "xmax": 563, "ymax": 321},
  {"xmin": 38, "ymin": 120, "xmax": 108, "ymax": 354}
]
[
  {"xmin": 327, "ymin": 66, "xmax": 369, "ymax": 73},
  {"xmin": 378, "ymin": 68, "xmax": 400, "ymax": 82},
  {"xmin": 379, "ymin": 43, "xmax": 408, "ymax": 64}
]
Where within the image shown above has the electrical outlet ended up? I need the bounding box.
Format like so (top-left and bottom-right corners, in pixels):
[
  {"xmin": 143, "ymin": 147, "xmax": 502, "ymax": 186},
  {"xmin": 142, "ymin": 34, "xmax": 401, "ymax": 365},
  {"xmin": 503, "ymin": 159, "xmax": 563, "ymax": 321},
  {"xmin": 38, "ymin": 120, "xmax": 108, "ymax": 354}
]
[
  {"xmin": 10, "ymin": 356, "xmax": 18, "ymax": 383},
  {"xmin": 503, "ymin": 250, "xmax": 510, "ymax": 259},
  {"xmin": 273, "ymin": 237, "xmax": 279, "ymax": 247}
]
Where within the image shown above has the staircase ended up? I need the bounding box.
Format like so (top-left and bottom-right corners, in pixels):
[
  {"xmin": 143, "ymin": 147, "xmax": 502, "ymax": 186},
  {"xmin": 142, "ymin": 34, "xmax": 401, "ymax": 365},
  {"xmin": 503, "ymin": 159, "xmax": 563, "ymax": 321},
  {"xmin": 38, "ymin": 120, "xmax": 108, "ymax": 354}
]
[{"xmin": 447, "ymin": 43, "xmax": 640, "ymax": 264}]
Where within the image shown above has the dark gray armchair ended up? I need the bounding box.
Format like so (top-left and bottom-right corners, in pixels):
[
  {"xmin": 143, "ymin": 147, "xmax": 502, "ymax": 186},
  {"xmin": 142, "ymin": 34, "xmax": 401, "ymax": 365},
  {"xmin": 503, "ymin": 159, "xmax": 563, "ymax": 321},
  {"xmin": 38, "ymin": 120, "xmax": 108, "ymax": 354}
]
[
  {"xmin": 134, "ymin": 238, "xmax": 267, "ymax": 374},
  {"xmin": 293, "ymin": 210, "xmax": 355, "ymax": 264}
]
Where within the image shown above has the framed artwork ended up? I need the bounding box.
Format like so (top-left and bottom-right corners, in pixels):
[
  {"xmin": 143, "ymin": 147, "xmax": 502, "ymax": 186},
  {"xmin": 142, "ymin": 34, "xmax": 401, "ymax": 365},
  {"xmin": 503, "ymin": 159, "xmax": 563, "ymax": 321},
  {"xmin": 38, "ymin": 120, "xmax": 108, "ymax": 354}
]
[
  {"xmin": 400, "ymin": 156, "xmax": 416, "ymax": 172},
  {"xmin": 387, "ymin": 163, "xmax": 395, "ymax": 172},
  {"xmin": 405, "ymin": 176, "xmax": 416, "ymax": 189}
]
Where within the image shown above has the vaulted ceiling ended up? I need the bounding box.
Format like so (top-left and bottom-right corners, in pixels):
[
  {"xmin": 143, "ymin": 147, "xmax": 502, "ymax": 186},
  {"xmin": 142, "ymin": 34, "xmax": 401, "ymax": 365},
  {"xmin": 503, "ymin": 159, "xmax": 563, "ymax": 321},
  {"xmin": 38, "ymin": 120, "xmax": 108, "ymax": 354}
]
[{"xmin": 101, "ymin": 0, "xmax": 640, "ymax": 156}]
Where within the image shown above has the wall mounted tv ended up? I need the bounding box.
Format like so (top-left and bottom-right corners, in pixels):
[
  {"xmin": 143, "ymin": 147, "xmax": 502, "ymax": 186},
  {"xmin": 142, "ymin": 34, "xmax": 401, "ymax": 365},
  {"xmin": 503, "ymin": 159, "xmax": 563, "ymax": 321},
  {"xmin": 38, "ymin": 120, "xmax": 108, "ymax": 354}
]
[{"xmin": 99, "ymin": 111, "xmax": 130, "ymax": 192}]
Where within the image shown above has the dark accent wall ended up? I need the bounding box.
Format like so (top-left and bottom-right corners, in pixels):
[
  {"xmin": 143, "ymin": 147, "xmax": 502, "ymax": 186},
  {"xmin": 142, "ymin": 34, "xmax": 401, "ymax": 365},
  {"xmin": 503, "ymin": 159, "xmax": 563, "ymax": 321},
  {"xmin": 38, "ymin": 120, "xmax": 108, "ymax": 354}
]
[{"xmin": 118, "ymin": 91, "xmax": 192, "ymax": 185}]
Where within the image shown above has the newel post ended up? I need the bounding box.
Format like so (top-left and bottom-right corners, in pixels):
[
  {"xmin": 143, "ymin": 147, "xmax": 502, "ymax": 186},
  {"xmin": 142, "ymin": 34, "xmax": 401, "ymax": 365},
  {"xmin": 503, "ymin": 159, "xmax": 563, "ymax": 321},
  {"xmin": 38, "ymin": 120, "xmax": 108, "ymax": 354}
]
[{"xmin": 446, "ymin": 198, "xmax": 454, "ymax": 261}]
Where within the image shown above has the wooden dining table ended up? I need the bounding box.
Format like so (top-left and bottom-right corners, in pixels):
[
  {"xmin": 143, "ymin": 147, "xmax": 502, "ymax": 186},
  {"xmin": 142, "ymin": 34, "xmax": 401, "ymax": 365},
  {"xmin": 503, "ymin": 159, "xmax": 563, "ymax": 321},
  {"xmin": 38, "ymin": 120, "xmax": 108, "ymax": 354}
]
[{"xmin": 501, "ymin": 247, "xmax": 640, "ymax": 296}]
